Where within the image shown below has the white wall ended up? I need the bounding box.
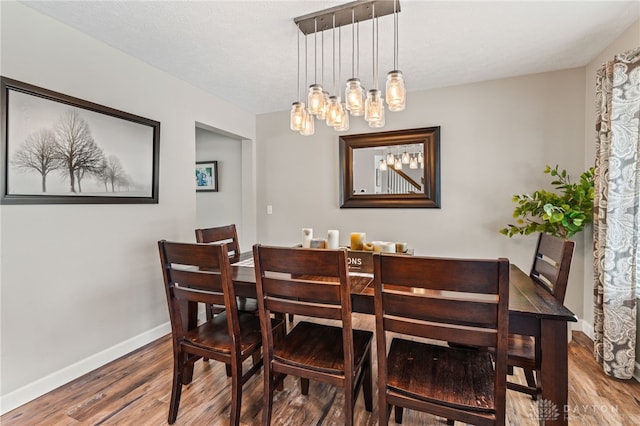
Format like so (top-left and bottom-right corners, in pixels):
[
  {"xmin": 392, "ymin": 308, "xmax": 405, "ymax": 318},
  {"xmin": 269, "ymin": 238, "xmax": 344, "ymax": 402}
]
[
  {"xmin": 0, "ymin": 2, "xmax": 256, "ymax": 412},
  {"xmin": 257, "ymin": 68, "xmax": 587, "ymax": 318},
  {"xmin": 195, "ymin": 128, "xmax": 244, "ymax": 244},
  {"xmin": 583, "ymin": 19, "xmax": 640, "ymax": 377}
]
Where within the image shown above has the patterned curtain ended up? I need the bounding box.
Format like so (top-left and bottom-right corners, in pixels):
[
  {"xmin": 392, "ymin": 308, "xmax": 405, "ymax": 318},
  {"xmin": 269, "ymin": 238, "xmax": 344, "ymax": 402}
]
[{"xmin": 593, "ymin": 46, "xmax": 640, "ymax": 379}]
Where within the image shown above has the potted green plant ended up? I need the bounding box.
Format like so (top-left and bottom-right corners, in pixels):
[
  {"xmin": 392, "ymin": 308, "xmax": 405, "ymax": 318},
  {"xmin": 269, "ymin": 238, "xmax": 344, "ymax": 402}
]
[{"xmin": 500, "ymin": 165, "xmax": 595, "ymax": 239}]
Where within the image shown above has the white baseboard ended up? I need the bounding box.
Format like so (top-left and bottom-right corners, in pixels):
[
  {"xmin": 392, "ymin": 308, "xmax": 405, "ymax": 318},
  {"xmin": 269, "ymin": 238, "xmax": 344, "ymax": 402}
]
[
  {"xmin": 575, "ymin": 318, "xmax": 594, "ymax": 340},
  {"xmin": 0, "ymin": 321, "xmax": 171, "ymax": 415}
]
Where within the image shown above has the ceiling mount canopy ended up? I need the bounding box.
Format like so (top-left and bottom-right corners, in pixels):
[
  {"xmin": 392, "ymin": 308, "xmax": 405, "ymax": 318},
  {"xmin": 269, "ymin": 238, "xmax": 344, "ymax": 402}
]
[
  {"xmin": 290, "ymin": 0, "xmax": 406, "ymax": 135},
  {"xmin": 293, "ymin": 0, "xmax": 399, "ymax": 34}
]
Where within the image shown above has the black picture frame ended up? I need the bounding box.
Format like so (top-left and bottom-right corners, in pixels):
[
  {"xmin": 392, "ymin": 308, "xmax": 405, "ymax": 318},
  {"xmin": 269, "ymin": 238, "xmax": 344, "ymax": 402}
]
[
  {"xmin": 195, "ymin": 161, "xmax": 218, "ymax": 192},
  {"xmin": 1, "ymin": 76, "xmax": 160, "ymax": 204}
]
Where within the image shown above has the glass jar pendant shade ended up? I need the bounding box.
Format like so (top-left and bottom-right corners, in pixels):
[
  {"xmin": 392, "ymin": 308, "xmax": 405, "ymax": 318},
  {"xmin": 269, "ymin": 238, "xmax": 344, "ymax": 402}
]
[
  {"xmin": 326, "ymin": 96, "xmax": 342, "ymax": 126},
  {"xmin": 386, "ymin": 152, "xmax": 395, "ymax": 165},
  {"xmin": 308, "ymin": 84, "xmax": 324, "ymax": 116},
  {"xmin": 401, "ymin": 150, "xmax": 410, "ymax": 164},
  {"xmin": 290, "ymin": 102, "xmax": 306, "ymax": 131},
  {"xmin": 379, "ymin": 159, "xmax": 387, "ymax": 171},
  {"xmin": 386, "ymin": 70, "xmax": 406, "ymax": 111},
  {"xmin": 409, "ymin": 155, "xmax": 418, "ymax": 169},
  {"xmin": 299, "ymin": 108, "xmax": 314, "ymax": 136},
  {"xmin": 317, "ymin": 91, "xmax": 329, "ymax": 119},
  {"xmin": 394, "ymin": 157, "xmax": 402, "ymax": 170},
  {"xmin": 334, "ymin": 103, "xmax": 349, "ymax": 131},
  {"xmin": 345, "ymin": 78, "xmax": 365, "ymax": 116},
  {"xmin": 365, "ymin": 89, "xmax": 385, "ymax": 128}
]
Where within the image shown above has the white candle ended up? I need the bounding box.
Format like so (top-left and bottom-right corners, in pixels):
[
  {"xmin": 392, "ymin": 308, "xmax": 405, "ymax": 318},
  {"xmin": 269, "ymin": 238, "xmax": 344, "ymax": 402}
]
[
  {"xmin": 381, "ymin": 242, "xmax": 396, "ymax": 253},
  {"xmin": 327, "ymin": 230, "xmax": 339, "ymax": 249},
  {"xmin": 302, "ymin": 228, "xmax": 313, "ymax": 248}
]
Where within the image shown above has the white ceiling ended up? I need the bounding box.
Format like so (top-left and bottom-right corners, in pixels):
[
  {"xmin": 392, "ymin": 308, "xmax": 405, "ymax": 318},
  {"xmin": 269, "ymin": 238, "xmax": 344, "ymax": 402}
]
[{"xmin": 22, "ymin": 1, "xmax": 640, "ymax": 115}]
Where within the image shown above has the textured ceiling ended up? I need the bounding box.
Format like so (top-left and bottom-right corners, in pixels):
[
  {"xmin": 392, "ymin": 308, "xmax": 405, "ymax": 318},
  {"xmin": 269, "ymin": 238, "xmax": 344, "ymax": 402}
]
[{"xmin": 22, "ymin": 1, "xmax": 640, "ymax": 115}]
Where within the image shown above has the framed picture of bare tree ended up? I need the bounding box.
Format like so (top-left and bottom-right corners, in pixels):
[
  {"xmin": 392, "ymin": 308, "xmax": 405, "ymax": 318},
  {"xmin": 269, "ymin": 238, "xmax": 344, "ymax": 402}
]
[{"xmin": 1, "ymin": 77, "xmax": 160, "ymax": 204}]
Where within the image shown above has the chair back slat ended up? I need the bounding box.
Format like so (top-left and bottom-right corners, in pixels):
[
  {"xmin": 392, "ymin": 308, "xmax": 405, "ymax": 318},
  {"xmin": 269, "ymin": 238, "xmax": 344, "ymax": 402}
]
[
  {"xmin": 173, "ymin": 285, "xmax": 226, "ymax": 307},
  {"xmin": 195, "ymin": 224, "xmax": 241, "ymax": 258},
  {"xmin": 382, "ymin": 291, "xmax": 499, "ymax": 328},
  {"xmin": 257, "ymin": 247, "xmax": 343, "ymax": 277},
  {"xmin": 384, "ymin": 316, "xmax": 499, "ymax": 347},
  {"xmin": 265, "ymin": 296, "xmax": 343, "ymax": 320},
  {"xmin": 163, "ymin": 241, "xmax": 223, "ymax": 270},
  {"xmin": 262, "ymin": 276, "xmax": 342, "ymax": 304},
  {"xmin": 377, "ymin": 255, "xmax": 501, "ymax": 294},
  {"xmin": 170, "ymin": 269, "xmax": 224, "ymax": 292},
  {"xmin": 530, "ymin": 233, "xmax": 574, "ymax": 302}
]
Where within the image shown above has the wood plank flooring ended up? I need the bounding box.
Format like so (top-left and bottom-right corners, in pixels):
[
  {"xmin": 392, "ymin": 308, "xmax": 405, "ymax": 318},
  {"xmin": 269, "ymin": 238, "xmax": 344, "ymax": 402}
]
[{"xmin": 2, "ymin": 315, "xmax": 640, "ymax": 425}]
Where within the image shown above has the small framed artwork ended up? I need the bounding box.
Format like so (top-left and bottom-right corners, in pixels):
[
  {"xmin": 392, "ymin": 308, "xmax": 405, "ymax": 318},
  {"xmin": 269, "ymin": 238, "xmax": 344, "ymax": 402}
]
[
  {"xmin": 1, "ymin": 76, "xmax": 160, "ymax": 204},
  {"xmin": 195, "ymin": 161, "xmax": 218, "ymax": 192}
]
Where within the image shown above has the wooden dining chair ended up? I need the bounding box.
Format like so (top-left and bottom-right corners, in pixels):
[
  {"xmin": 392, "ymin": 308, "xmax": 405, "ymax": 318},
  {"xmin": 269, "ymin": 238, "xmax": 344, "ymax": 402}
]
[
  {"xmin": 158, "ymin": 240, "xmax": 283, "ymax": 425},
  {"xmin": 195, "ymin": 224, "xmax": 258, "ymax": 318},
  {"xmin": 253, "ymin": 244, "xmax": 374, "ymax": 426},
  {"xmin": 507, "ymin": 233, "xmax": 574, "ymax": 399},
  {"xmin": 373, "ymin": 253, "xmax": 510, "ymax": 425}
]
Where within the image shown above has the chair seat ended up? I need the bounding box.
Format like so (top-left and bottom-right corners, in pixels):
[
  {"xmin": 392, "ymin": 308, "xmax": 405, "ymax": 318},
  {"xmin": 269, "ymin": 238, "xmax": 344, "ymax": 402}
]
[
  {"xmin": 274, "ymin": 321, "xmax": 373, "ymax": 375},
  {"xmin": 183, "ymin": 311, "xmax": 265, "ymax": 356},
  {"xmin": 387, "ymin": 338, "xmax": 496, "ymax": 413},
  {"xmin": 508, "ymin": 334, "xmax": 536, "ymax": 368}
]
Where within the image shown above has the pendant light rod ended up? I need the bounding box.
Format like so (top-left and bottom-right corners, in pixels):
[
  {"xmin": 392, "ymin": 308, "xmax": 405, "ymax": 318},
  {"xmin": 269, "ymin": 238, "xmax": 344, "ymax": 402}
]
[
  {"xmin": 294, "ymin": 0, "xmax": 400, "ymax": 35},
  {"xmin": 297, "ymin": 25, "xmax": 301, "ymax": 101},
  {"xmin": 314, "ymin": 18, "xmax": 318, "ymax": 83},
  {"xmin": 393, "ymin": 0, "xmax": 398, "ymax": 69}
]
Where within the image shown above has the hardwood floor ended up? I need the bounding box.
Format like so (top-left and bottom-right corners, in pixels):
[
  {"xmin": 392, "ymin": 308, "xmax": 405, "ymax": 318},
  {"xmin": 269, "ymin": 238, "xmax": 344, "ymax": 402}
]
[{"xmin": 2, "ymin": 315, "xmax": 640, "ymax": 425}]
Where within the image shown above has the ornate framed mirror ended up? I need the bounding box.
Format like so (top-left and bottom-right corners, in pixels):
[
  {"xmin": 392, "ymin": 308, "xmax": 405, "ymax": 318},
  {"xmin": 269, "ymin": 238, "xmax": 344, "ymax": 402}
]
[{"xmin": 339, "ymin": 127, "xmax": 440, "ymax": 208}]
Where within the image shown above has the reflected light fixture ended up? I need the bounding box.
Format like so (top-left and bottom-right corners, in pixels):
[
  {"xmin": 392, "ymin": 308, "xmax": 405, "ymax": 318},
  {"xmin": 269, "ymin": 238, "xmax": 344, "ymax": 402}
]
[{"xmin": 292, "ymin": 0, "xmax": 405, "ymax": 135}]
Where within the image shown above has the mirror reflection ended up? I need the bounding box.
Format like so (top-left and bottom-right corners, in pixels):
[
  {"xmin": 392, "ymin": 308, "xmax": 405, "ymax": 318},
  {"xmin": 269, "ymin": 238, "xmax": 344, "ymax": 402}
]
[
  {"xmin": 352, "ymin": 143, "xmax": 424, "ymax": 195},
  {"xmin": 339, "ymin": 127, "xmax": 440, "ymax": 208}
]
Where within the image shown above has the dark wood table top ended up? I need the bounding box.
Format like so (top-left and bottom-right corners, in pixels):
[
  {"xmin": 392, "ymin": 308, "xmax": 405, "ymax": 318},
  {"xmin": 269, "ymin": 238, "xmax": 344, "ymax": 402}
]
[{"xmin": 230, "ymin": 252, "xmax": 576, "ymax": 323}]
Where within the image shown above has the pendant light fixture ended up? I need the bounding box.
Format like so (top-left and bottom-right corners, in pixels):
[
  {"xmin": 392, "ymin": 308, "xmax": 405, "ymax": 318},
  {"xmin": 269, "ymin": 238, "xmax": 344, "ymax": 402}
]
[
  {"xmin": 365, "ymin": 4, "xmax": 384, "ymax": 128},
  {"xmin": 386, "ymin": 0, "xmax": 406, "ymax": 111},
  {"xmin": 290, "ymin": 26, "xmax": 306, "ymax": 131},
  {"xmin": 345, "ymin": 9, "xmax": 365, "ymax": 116},
  {"xmin": 299, "ymin": 31, "xmax": 314, "ymax": 136},
  {"xmin": 292, "ymin": 1, "xmax": 404, "ymax": 134},
  {"xmin": 334, "ymin": 25, "xmax": 350, "ymax": 131},
  {"xmin": 379, "ymin": 158, "xmax": 388, "ymax": 171},
  {"xmin": 307, "ymin": 18, "xmax": 325, "ymax": 116}
]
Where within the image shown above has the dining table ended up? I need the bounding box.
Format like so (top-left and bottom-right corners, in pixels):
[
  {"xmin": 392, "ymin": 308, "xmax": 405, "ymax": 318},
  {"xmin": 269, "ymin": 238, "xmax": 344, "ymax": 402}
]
[{"xmin": 228, "ymin": 251, "xmax": 577, "ymax": 426}]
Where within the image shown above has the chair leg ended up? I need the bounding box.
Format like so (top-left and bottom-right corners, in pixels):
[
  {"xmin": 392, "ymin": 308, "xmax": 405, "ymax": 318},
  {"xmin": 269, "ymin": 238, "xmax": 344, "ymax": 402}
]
[
  {"xmin": 300, "ymin": 378, "xmax": 310, "ymax": 395},
  {"xmin": 446, "ymin": 420, "xmax": 455, "ymax": 425},
  {"xmin": 394, "ymin": 406, "xmax": 404, "ymax": 424},
  {"xmin": 229, "ymin": 360, "xmax": 242, "ymax": 426},
  {"xmin": 288, "ymin": 313, "xmax": 295, "ymax": 322},
  {"xmin": 168, "ymin": 357, "xmax": 183, "ymax": 424},
  {"xmin": 524, "ymin": 368, "xmax": 538, "ymax": 401},
  {"xmin": 225, "ymin": 363, "xmax": 232, "ymax": 377},
  {"xmin": 262, "ymin": 367, "xmax": 274, "ymax": 426},
  {"xmin": 344, "ymin": 383, "xmax": 354, "ymax": 426},
  {"xmin": 362, "ymin": 351, "xmax": 373, "ymax": 412},
  {"xmin": 252, "ymin": 351, "xmax": 261, "ymax": 366}
]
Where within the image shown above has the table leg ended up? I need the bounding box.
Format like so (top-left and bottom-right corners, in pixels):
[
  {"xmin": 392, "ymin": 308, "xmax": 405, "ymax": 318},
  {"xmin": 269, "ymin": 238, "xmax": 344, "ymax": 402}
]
[{"xmin": 540, "ymin": 319, "xmax": 568, "ymax": 426}]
